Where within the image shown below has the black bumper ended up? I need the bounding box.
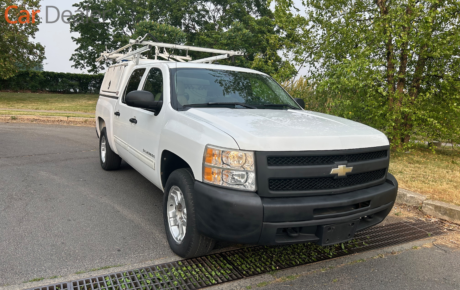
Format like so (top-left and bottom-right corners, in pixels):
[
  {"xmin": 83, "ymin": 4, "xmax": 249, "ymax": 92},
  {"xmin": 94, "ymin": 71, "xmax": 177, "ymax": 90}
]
[{"xmin": 194, "ymin": 173, "xmax": 398, "ymax": 245}]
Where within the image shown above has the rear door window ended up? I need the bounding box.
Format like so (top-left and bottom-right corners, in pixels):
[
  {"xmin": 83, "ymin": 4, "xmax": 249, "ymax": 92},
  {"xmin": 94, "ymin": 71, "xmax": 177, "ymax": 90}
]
[{"xmin": 123, "ymin": 68, "xmax": 146, "ymax": 103}]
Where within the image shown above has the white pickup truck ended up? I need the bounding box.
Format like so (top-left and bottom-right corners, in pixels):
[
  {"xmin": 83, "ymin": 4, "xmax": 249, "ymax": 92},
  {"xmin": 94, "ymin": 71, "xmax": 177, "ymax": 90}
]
[{"xmin": 95, "ymin": 43, "xmax": 398, "ymax": 258}]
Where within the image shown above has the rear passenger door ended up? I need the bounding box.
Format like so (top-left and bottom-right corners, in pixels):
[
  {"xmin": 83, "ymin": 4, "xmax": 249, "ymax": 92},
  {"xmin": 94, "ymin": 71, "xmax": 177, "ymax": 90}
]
[{"xmin": 113, "ymin": 68, "xmax": 146, "ymax": 164}]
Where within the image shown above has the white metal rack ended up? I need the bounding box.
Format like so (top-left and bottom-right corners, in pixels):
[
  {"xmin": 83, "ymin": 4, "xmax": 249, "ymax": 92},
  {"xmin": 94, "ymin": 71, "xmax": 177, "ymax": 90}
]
[{"xmin": 96, "ymin": 34, "xmax": 244, "ymax": 65}]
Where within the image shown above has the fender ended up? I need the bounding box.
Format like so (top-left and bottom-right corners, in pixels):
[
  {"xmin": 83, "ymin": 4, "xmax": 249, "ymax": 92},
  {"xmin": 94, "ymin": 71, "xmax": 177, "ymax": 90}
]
[
  {"xmin": 158, "ymin": 111, "xmax": 239, "ymax": 186},
  {"xmin": 96, "ymin": 97, "xmax": 119, "ymax": 154}
]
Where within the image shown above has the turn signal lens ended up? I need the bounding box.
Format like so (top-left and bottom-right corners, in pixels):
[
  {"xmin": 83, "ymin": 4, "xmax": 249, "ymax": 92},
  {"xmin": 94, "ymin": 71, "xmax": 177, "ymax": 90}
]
[
  {"xmin": 203, "ymin": 145, "xmax": 256, "ymax": 191},
  {"xmin": 204, "ymin": 167, "xmax": 213, "ymax": 182},
  {"xmin": 205, "ymin": 147, "xmax": 222, "ymax": 167}
]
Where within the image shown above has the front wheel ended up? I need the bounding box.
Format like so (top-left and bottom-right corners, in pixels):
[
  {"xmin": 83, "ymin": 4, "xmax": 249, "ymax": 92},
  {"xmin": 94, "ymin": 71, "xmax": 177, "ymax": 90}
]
[{"xmin": 163, "ymin": 168, "xmax": 215, "ymax": 258}]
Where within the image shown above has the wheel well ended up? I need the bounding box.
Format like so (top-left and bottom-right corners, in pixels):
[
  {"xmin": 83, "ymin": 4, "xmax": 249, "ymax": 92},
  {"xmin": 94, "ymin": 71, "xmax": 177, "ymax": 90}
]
[
  {"xmin": 98, "ymin": 117, "xmax": 106, "ymax": 132},
  {"xmin": 161, "ymin": 151, "xmax": 192, "ymax": 188}
]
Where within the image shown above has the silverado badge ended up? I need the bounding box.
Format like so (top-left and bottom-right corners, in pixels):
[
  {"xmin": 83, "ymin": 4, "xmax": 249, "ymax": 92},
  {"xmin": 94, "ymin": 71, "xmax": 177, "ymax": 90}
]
[{"xmin": 330, "ymin": 165, "xmax": 353, "ymax": 177}]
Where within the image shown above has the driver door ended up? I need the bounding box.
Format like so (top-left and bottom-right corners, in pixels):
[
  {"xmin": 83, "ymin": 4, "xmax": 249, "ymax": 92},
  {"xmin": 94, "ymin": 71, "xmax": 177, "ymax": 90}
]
[{"xmin": 127, "ymin": 66, "xmax": 166, "ymax": 186}]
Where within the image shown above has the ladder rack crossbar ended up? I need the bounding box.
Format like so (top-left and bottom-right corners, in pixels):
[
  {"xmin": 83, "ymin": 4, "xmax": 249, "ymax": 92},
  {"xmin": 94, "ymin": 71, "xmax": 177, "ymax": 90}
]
[
  {"xmin": 157, "ymin": 53, "xmax": 192, "ymax": 62},
  {"xmin": 190, "ymin": 54, "xmax": 230, "ymax": 63},
  {"xmin": 96, "ymin": 37, "xmax": 244, "ymax": 64},
  {"xmin": 116, "ymin": 46, "xmax": 151, "ymax": 62},
  {"xmin": 96, "ymin": 43, "xmax": 134, "ymax": 62},
  {"xmin": 140, "ymin": 41, "xmax": 244, "ymax": 56}
]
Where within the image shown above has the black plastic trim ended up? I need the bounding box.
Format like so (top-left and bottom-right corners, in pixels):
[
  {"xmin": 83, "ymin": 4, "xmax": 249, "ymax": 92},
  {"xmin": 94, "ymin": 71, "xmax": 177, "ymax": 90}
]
[
  {"xmin": 256, "ymin": 146, "xmax": 390, "ymax": 197},
  {"xmin": 194, "ymin": 181, "xmax": 264, "ymax": 244},
  {"xmin": 100, "ymin": 94, "xmax": 118, "ymax": 99},
  {"xmin": 262, "ymin": 173, "xmax": 398, "ymax": 223},
  {"xmin": 268, "ymin": 167, "xmax": 387, "ymax": 192},
  {"xmin": 259, "ymin": 202, "xmax": 394, "ymax": 245},
  {"xmin": 169, "ymin": 68, "xmax": 181, "ymax": 111},
  {"xmin": 267, "ymin": 150, "xmax": 388, "ymax": 166},
  {"xmin": 193, "ymin": 173, "xmax": 397, "ymax": 245}
]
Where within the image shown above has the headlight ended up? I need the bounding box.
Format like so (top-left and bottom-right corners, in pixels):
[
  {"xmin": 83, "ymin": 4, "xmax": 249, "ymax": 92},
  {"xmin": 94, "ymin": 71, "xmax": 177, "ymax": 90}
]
[{"xmin": 203, "ymin": 145, "xmax": 256, "ymax": 191}]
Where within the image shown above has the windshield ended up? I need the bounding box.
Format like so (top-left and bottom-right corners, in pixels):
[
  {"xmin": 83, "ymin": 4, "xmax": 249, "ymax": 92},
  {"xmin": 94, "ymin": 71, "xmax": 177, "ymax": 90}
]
[{"xmin": 170, "ymin": 68, "xmax": 301, "ymax": 110}]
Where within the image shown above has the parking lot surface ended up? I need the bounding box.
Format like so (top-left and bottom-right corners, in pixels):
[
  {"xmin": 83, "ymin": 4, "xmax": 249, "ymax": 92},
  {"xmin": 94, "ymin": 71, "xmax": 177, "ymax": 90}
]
[
  {"xmin": 0, "ymin": 123, "xmax": 174, "ymax": 285},
  {"xmin": 259, "ymin": 246, "xmax": 460, "ymax": 290}
]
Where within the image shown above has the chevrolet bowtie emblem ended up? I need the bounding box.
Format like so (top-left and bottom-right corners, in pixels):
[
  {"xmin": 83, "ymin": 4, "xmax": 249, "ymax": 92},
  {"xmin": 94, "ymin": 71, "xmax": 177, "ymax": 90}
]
[{"xmin": 331, "ymin": 165, "xmax": 353, "ymax": 177}]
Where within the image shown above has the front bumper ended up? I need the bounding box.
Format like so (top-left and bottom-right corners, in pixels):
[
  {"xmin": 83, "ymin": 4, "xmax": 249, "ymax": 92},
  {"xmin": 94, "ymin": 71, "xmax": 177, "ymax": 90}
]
[{"xmin": 194, "ymin": 173, "xmax": 398, "ymax": 245}]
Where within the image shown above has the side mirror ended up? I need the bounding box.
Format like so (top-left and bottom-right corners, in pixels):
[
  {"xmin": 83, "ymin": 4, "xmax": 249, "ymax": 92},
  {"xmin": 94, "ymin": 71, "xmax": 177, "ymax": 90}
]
[
  {"xmin": 126, "ymin": 90, "xmax": 163, "ymax": 114},
  {"xmin": 295, "ymin": 98, "xmax": 305, "ymax": 109}
]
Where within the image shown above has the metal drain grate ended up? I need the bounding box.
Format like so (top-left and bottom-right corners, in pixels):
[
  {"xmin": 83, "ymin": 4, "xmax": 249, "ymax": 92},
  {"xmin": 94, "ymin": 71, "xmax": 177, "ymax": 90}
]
[
  {"xmin": 29, "ymin": 284, "xmax": 68, "ymax": 290},
  {"xmin": 72, "ymin": 254, "xmax": 241, "ymax": 290},
  {"xmin": 221, "ymin": 220, "xmax": 445, "ymax": 277},
  {"xmin": 28, "ymin": 221, "xmax": 446, "ymax": 290}
]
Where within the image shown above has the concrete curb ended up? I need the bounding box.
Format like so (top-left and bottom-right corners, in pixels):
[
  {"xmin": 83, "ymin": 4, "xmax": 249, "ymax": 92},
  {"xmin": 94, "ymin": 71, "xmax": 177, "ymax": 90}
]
[
  {"xmin": 396, "ymin": 188, "xmax": 427, "ymax": 206},
  {"xmin": 422, "ymin": 200, "xmax": 460, "ymax": 224},
  {"xmin": 397, "ymin": 188, "xmax": 460, "ymax": 224}
]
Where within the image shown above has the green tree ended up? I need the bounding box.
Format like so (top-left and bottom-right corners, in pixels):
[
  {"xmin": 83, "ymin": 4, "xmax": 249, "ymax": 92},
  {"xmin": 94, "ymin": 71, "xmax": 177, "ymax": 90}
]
[
  {"xmin": 275, "ymin": 0, "xmax": 460, "ymax": 148},
  {"xmin": 0, "ymin": 0, "xmax": 45, "ymax": 79},
  {"xmin": 69, "ymin": 0, "xmax": 300, "ymax": 81}
]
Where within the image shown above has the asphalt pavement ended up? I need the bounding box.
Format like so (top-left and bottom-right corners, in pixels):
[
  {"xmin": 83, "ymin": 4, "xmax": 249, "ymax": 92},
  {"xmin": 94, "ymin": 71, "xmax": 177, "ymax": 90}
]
[
  {"xmin": 0, "ymin": 123, "xmax": 173, "ymax": 286},
  {"xmin": 0, "ymin": 123, "xmax": 458, "ymax": 289},
  {"xmin": 258, "ymin": 245, "xmax": 460, "ymax": 290}
]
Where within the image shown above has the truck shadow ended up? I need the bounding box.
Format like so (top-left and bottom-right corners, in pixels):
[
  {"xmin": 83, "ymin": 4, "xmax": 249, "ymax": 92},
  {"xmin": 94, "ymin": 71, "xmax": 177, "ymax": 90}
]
[{"xmin": 116, "ymin": 160, "xmax": 241, "ymax": 252}]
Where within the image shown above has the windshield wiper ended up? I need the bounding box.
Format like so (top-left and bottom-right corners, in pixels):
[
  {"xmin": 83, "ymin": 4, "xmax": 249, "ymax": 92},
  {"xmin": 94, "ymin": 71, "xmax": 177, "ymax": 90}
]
[
  {"xmin": 262, "ymin": 104, "xmax": 300, "ymax": 110},
  {"xmin": 183, "ymin": 102, "xmax": 257, "ymax": 109}
]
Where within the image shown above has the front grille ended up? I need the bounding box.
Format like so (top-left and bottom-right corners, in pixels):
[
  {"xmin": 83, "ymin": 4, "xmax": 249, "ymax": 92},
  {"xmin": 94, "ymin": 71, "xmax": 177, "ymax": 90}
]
[
  {"xmin": 267, "ymin": 150, "xmax": 387, "ymax": 166},
  {"xmin": 269, "ymin": 169, "xmax": 387, "ymax": 191}
]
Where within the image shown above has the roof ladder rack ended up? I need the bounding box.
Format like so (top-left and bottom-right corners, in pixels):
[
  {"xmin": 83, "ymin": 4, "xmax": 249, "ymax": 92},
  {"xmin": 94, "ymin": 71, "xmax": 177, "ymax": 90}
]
[{"xmin": 96, "ymin": 35, "xmax": 244, "ymax": 64}]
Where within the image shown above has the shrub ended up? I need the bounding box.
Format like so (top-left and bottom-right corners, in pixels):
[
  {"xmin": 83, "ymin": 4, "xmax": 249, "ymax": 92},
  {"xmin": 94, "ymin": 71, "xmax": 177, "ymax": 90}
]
[{"xmin": 0, "ymin": 71, "xmax": 104, "ymax": 93}]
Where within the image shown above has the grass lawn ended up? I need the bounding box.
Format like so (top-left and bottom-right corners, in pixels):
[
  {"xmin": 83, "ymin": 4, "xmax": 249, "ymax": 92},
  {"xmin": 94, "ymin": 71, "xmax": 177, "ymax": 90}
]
[
  {"xmin": 0, "ymin": 92, "xmax": 98, "ymax": 113},
  {"xmin": 390, "ymin": 145, "xmax": 460, "ymax": 206}
]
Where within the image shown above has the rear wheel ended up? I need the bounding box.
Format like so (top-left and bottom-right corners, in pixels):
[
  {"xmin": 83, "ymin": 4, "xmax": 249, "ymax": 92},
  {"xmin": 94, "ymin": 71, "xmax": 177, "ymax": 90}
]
[
  {"xmin": 99, "ymin": 127, "xmax": 121, "ymax": 171},
  {"xmin": 163, "ymin": 168, "xmax": 215, "ymax": 258}
]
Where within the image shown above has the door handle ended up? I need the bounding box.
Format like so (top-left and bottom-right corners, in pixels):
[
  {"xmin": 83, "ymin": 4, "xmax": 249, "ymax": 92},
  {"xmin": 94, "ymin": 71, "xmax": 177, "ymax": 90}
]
[
  {"xmin": 129, "ymin": 118, "xmax": 138, "ymax": 124},
  {"xmin": 114, "ymin": 111, "xmax": 120, "ymax": 116}
]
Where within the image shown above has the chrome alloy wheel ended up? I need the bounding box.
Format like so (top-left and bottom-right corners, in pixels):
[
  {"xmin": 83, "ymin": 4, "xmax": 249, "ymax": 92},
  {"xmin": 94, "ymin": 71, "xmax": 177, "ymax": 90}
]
[
  {"xmin": 167, "ymin": 186, "xmax": 187, "ymax": 243},
  {"xmin": 101, "ymin": 136, "xmax": 107, "ymax": 163}
]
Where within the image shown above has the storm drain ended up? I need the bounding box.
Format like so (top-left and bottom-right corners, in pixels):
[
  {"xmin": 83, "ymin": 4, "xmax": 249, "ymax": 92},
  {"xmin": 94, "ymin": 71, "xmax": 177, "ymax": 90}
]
[{"xmin": 28, "ymin": 220, "xmax": 447, "ymax": 290}]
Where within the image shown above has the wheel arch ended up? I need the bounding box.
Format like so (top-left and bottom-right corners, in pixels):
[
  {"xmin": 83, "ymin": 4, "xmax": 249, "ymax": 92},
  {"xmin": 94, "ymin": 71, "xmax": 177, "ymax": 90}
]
[
  {"xmin": 97, "ymin": 116, "xmax": 119, "ymax": 154},
  {"xmin": 97, "ymin": 117, "xmax": 106, "ymax": 133},
  {"xmin": 161, "ymin": 150, "xmax": 194, "ymax": 189}
]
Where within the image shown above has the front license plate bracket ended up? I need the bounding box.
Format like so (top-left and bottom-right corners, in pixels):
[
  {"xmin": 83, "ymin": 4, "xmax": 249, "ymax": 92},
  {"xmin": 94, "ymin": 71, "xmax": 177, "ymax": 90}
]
[{"xmin": 317, "ymin": 219, "xmax": 360, "ymax": 246}]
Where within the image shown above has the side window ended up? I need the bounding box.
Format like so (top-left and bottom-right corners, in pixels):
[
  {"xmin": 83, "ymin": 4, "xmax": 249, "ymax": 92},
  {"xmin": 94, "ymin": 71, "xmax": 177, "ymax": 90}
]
[
  {"xmin": 123, "ymin": 68, "xmax": 146, "ymax": 103},
  {"xmin": 143, "ymin": 68, "xmax": 164, "ymax": 101}
]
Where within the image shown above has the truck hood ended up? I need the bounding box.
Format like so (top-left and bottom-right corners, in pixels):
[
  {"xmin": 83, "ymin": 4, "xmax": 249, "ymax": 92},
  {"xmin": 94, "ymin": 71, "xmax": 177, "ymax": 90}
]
[{"xmin": 183, "ymin": 108, "xmax": 389, "ymax": 151}]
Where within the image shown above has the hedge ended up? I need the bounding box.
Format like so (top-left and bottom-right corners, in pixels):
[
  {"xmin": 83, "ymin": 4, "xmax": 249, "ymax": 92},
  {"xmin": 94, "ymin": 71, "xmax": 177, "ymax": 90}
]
[{"xmin": 0, "ymin": 71, "xmax": 104, "ymax": 94}]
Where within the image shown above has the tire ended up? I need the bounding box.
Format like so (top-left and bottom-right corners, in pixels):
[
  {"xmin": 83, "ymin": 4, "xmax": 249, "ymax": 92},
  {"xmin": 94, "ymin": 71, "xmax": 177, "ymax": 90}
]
[
  {"xmin": 99, "ymin": 127, "xmax": 121, "ymax": 171},
  {"xmin": 163, "ymin": 168, "xmax": 215, "ymax": 258}
]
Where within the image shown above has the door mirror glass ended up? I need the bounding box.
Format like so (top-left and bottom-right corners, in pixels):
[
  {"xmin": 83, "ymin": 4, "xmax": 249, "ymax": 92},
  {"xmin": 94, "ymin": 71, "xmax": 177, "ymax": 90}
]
[{"xmin": 126, "ymin": 90, "xmax": 163, "ymax": 114}]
